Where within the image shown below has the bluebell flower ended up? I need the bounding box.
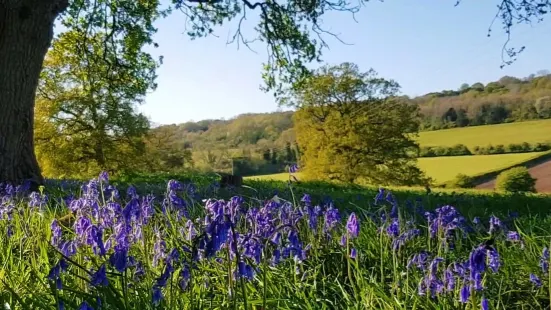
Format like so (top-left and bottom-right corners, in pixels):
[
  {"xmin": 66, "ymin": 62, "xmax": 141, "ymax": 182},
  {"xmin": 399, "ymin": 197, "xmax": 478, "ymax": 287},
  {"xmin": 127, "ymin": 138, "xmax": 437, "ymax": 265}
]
[
  {"xmin": 469, "ymin": 245, "xmax": 487, "ymax": 279},
  {"xmin": 541, "ymin": 247, "xmax": 549, "ymax": 274},
  {"xmin": 78, "ymin": 301, "xmax": 94, "ymax": 310},
  {"xmin": 90, "ymin": 264, "xmax": 109, "ymax": 287},
  {"xmin": 487, "ymin": 248, "xmax": 500, "ymax": 273},
  {"xmin": 98, "ymin": 171, "xmax": 109, "ymax": 183},
  {"xmin": 386, "ymin": 218, "xmax": 400, "ymax": 238},
  {"xmin": 179, "ymin": 266, "xmax": 191, "ymax": 291},
  {"xmin": 481, "ymin": 298, "xmax": 489, "ymax": 310},
  {"xmin": 459, "ymin": 283, "xmax": 471, "ymax": 303},
  {"xmin": 323, "ymin": 205, "xmax": 340, "ymax": 234},
  {"xmin": 350, "ymin": 248, "xmax": 357, "ymax": 259},
  {"xmin": 374, "ymin": 188, "xmax": 386, "ymax": 205},
  {"xmin": 489, "ymin": 216, "xmax": 501, "ymax": 234},
  {"xmin": 152, "ymin": 286, "xmax": 163, "ymax": 306},
  {"xmin": 530, "ymin": 273, "xmax": 542, "ymax": 287},
  {"xmin": 109, "ymin": 248, "xmax": 129, "ymax": 273},
  {"xmin": 444, "ymin": 267, "xmax": 455, "ymax": 291},
  {"xmin": 346, "ymin": 213, "xmax": 359, "ymax": 239},
  {"xmin": 507, "ymin": 231, "xmax": 521, "ymax": 242},
  {"xmin": 301, "ymin": 194, "xmax": 311, "ymax": 205}
]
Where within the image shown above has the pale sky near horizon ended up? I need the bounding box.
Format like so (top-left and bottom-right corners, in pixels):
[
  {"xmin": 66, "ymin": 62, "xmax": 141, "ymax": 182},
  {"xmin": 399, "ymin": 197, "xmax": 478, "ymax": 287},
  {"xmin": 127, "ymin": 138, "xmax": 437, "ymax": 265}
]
[{"xmin": 128, "ymin": 1, "xmax": 551, "ymax": 124}]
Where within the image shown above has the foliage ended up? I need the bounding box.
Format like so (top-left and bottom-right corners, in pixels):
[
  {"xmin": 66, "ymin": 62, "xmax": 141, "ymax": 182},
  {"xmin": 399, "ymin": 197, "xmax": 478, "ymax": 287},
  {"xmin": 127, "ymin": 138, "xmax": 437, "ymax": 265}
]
[
  {"xmin": 448, "ymin": 173, "xmax": 476, "ymax": 188},
  {"xmin": 496, "ymin": 167, "xmax": 537, "ymax": 193},
  {"xmin": 419, "ymin": 142, "xmax": 551, "ymax": 158},
  {"xmin": 473, "ymin": 142, "xmax": 551, "ymax": 155},
  {"xmin": 290, "ymin": 63, "xmax": 427, "ymax": 186},
  {"xmin": 419, "ymin": 144, "xmax": 472, "ymax": 157},
  {"xmin": 151, "ymin": 75, "xmax": 551, "ymax": 169},
  {"xmin": 35, "ymin": 30, "xmax": 157, "ymax": 179},
  {"xmin": 3, "ymin": 173, "xmax": 551, "ymax": 309}
]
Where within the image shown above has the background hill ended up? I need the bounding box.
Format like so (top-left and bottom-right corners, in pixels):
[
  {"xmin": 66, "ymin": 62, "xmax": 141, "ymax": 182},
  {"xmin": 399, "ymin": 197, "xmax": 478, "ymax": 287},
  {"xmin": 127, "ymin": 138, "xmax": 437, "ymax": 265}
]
[{"xmin": 151, "ymin": 72, "xmax": 551, "ymax": 175}]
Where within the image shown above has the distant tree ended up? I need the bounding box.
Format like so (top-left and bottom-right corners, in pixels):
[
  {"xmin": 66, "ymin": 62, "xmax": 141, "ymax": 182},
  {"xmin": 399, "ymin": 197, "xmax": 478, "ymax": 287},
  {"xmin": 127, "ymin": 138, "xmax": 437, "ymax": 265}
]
[
  {"xmin": 455, "ymin": 108, "xmax": 470, "ymax": 127},
  {"xmin": 537, "ymin": 70, "xmax": 551, "ymax": 77},
  {"xmin": 471, "ymin": 83, "xmax": 485, "ymax": 91},
  {"xmin": 496, "ymin": 167, "xmax": 536, "ymax": 193},
  {"xmin": 35, "ymin": 30, "xmax": 155, "ymax": 178},
  {"xmin": 290, "ymin": 63, "xmax": 428, "ymax": 186},
  {"xmin": 459, "ymin": 83, "xmax": 470, "ymax": 91}
]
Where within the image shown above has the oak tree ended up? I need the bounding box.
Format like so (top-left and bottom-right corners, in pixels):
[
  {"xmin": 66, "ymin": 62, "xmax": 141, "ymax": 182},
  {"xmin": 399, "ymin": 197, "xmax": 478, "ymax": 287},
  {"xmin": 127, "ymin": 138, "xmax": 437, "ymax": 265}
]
[{"xmin": 291, "ymin": 63, "xmax": 429, "ymax": 186}]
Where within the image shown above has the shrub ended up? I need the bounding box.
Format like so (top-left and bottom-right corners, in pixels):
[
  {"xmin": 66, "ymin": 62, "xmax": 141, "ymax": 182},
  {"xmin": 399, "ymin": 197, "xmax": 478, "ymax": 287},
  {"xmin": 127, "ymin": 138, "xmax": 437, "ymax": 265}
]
[
  {"xmin": 450, "ymin": 144, "xmax": 472, "ymax": 156},
  {"xmin": 495, "ymin": 167, "xmax": 537, "ymax": 193},
  {"xmin": 449, "ymin": 173, "xmax": 476, "ymax": 188}
]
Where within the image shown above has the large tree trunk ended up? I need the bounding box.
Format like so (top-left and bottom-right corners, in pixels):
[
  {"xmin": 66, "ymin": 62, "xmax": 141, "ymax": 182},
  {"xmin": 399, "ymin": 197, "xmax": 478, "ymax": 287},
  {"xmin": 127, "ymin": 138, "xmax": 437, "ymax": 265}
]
[{"xmin": 0, "ymin": 0, "xmax": 67, "ymax": 187}]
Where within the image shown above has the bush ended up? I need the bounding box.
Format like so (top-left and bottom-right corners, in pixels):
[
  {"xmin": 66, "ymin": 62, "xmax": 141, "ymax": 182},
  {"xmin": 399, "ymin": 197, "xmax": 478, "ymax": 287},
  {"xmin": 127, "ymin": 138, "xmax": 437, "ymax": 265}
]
[
  {"xmin": 495, "ymin": 167, "xmax": 537, "ymax": 193},
  {"xmin": 449, "ymin": 173, "xmax": 476, "ymax": 188}
]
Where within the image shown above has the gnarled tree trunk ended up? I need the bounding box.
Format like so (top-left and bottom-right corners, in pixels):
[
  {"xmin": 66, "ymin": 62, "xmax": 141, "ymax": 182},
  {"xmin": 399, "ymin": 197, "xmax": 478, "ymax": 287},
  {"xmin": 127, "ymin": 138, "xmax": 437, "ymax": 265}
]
[{"xmin": 0, "ymin": 0, "xmax": 67, "ymax": 187}]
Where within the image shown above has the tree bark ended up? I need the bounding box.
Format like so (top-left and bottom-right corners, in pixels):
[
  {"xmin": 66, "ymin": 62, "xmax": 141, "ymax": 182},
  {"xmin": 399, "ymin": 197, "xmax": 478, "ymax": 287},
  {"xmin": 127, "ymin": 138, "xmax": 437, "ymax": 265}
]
[{"xmin": 0, "ymin": 0, "xmax": 67, "ymax": 187}]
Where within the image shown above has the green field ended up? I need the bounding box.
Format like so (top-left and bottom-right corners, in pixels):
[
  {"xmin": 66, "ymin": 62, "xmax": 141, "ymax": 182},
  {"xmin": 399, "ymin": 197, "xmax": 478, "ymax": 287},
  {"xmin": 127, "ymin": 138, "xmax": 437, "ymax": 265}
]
[
  {"xmin": 247, "ymin": 152, "xmax": 547, "ymax": 184},
  {"xmin": 417, "ymin": 119, "xmax": 551, "ymax": 148},
  {"xmin": 417, "ymin": 152, "xmax": 547, "ymax": 183}
]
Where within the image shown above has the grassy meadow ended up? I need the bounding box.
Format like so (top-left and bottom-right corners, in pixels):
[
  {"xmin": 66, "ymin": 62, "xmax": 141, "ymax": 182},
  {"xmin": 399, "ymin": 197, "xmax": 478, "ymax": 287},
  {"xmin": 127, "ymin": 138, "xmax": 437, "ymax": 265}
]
[
  {"xmin": 417, "ymin": 119, "xmax": 551, "ymax": 148},
  {"xmin": 3, "ymin": 172, "xmax": 551, "ymax": 309},
  {"xmin": 247, "ymin": 152, "xmax": 548, "ymax": 184}
]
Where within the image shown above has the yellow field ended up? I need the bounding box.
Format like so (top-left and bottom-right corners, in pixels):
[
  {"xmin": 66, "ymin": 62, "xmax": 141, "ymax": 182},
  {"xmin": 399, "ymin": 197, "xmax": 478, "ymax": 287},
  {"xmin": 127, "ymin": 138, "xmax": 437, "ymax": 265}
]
[
  {"xmin": 246, "ymin": 152, "xmax": 547, "ymax": 184},
  {"xmin": 417, "ymin": 152, "xmax": 546, "ymax": 183},
  {"xmin": 417, "ymin": 119, "xmax": 551, "ymax": 148}
]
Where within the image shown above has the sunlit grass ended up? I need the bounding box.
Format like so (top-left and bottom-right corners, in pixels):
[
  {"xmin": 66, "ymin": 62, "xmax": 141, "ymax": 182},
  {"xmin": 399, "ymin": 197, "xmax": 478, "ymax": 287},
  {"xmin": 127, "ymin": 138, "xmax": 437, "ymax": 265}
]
[{"xmin": 417, "ymin": 119, "xmax": 551, "ymax": 148}]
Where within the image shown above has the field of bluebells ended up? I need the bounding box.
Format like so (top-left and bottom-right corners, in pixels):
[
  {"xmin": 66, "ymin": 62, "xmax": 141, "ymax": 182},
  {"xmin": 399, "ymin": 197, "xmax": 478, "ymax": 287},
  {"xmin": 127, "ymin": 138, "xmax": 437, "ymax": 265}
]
[{"xmin": 2, "ymin": 172, "xmax": 551, "ymax": 309}]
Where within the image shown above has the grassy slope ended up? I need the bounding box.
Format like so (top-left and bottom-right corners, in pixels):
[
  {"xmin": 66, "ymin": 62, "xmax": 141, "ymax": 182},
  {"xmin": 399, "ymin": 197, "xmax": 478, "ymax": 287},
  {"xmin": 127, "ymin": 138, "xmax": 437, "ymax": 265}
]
[
  {"xmin": 416, "ymin": 119, "xmax": 551, "ymax": 148},
  {"xmin": 417, "ymin": 152, "xmax": 548, "ymax": 183},
  {"xmin": 247, "ymin": 152, "xmax": 548, "ymax": 183}
]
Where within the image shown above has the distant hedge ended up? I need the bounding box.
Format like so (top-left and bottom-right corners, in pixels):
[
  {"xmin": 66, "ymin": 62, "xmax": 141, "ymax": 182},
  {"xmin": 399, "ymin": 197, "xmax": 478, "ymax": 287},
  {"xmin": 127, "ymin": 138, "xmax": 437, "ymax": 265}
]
[
  {"xmin": 419, "ymin": 144, "xmax": 472, "ymax": 157},
  {"xmin": 419, "ymin": 142, "xmax": 551, "ymax": 158}
]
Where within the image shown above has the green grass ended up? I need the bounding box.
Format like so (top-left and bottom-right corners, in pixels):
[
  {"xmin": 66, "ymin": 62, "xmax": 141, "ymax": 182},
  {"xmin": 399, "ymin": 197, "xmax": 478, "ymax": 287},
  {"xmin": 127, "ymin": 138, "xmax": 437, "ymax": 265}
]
[
  {"xmin": 247, "ymin": 152, "xmax": 548, "ymax": 184},
  {"xmin": 417, "ymin": 119, "xmax": 551, "ymax": 148},
  {"xmin": 417, "ymin": 152, "xmax": 548, "ymax": 183}
]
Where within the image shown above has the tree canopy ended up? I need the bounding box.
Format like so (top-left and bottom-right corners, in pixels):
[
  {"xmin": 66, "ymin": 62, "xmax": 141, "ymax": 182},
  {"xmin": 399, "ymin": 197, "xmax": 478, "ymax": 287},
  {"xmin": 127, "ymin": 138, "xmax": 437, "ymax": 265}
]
[{"xmin": 291, "ymin": 63, "xmax": 428, "ymax": 186}]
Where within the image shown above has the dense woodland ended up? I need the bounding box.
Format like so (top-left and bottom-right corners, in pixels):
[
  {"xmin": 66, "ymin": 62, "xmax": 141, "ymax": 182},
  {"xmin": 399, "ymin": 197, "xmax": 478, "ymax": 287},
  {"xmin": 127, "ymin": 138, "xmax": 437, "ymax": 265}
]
[{"xmin": 142, "ymin": 72, "xmax": 551, "ymax": 175}]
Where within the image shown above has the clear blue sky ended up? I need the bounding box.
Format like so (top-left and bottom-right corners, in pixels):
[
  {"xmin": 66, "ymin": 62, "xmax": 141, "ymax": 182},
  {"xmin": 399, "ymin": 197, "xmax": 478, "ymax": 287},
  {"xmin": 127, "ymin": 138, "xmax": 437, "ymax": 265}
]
[{"xmin": 138, "ymin": 0, "xmax": 551, "ymax": 125}]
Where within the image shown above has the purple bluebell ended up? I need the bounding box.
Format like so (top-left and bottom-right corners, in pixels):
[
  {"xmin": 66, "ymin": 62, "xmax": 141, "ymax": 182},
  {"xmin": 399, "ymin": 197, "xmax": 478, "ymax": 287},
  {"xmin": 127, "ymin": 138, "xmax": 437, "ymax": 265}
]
[
  {"xmin": 540, "ymin": 247, "xmax": 549, "ymax": 274},
  {"xmin": 109, "ymin": 248, "xmax": 129, "ymax": 273},
  {"xmin": 444, "ymin": 267, "xmax": 455, "ymax": 291},
  {"xmin": 481, "ymin": 298, "xmax": 489, "ymax": 310},
  {"xmin": 179, "ymin": 266, "xmax": 191, "ymax": 291},
  {"xmin": 152, "ymin": 286, "xmax": 163, "ymax": 305},
  {"xmin": 507, "ymin": 231, "xmax": 521, "ymax": 242},
  {"xmin": 530, "ymin": 273, "xmax": 542, "ymax": 287},
  {"xmin": 98, "ymin": 171, "xmax": 109, "ymax": 183},
  {"xmin": 78, "ymin": 301, "xmax": 94, "ymax": 310},
  {"xmin": 488, "ymin": 216, "xmax": 501, "ymax": 234},
  {"xmin": 90, "ymin": 264, "xmax": 109, "ymax": 287},
  {"xmin": 408, "ymin": 252, "xmax": 430, "ymax": 271},
  {"xmin": 386, "ymin": 218, "xmax": 400, "ymax": 238},
  {"xmin": 459, "ymin": 283, "xmax": 471, "ymax": 303},
  {"xmin": 374, "ymin": 188, "xmax": 386, "ymax": 205},
  {"xmin": 350, "ymin": 248, "xmax": 357, "ymax": 259},
  {"xmin": 473, "ymin": 272, "xmax": 483, "ymax": 291},
  {"xmin": 346, "ymin": 213, "xmax": 359, "ymax": 239},
  {"xmin": 238, "ymin": 261, "xmax": 255, "ymax": 280},
  {"xmin": 469, "ymin": 245, "xmax": 487, "ymax": 279},
  {"xmin": 487, "ymin": 248, "xmax": 500, "ymax": 273},
  {"xmin": 301, "ymin": 194, "xmax": 311, "ymax": 206}
]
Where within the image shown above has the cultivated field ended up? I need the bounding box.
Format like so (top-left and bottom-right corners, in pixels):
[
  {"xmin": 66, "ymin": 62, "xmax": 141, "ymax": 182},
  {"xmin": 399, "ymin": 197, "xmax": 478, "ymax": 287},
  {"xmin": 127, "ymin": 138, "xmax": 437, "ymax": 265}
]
[
  {"xmin": 417, "ymin": 119, "xmax": 551, "ymax": 148},
  {"xmin": 248, "ymin": 152, "xmax": 548, "ymax": 184},
  {"xmin": 417, "ymin": 152, "xmax": 548, "ymax": 183}
]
